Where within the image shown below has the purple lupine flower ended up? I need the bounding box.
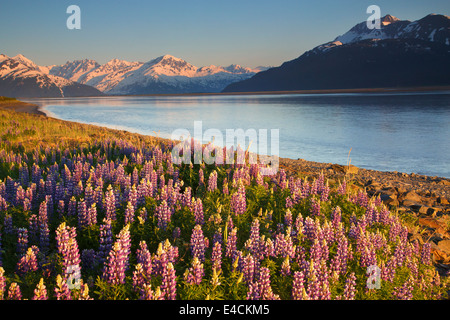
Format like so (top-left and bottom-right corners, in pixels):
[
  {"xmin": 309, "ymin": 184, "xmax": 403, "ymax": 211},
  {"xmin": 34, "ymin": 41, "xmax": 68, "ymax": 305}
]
[
  {"xmin": 15, "ymin": 185, "xmax": 25, "ymax": 207},
  {"xmin": 17, "ymin": 228, "xmax": 28, "ymax": 256},
  {"xmin": 420, "ymin": 242, "xmax": 432, "ymax": 265},
  {"xmin": 292, "ymin": 271, "xmax": 309, "ymax": 300},
  {"xmin": 213, "ymin": 229, "xmax": 223, "ymax": 246},
  {"xmin": 162, "ymin": 239, "xmax": 179, "ymax": 265},
  {"xmin": 355, "ymin": 190, "xmax": 369, "ymax": 208},
  {"xmin": 281, "ymin": 256, "xmax": 291, "ymax": 276},
  {"xmin": 263, "ymin": 238, "xmax": 275, "ymax": 258},
  {"xmin": 0, "ymin": 195, "xmax": 8, "ymax": 212},
  {"xmin": 330, "ymin": 231, "xmax": 349, "ymax": 275},
  {"xmin": 360, "ymin": 243, "xmax": 377, "ymax": 269},
  {"xmin": 7, "ymin": 283, "xmax": 22, "ymax": 300},
  {"xmin": 285, "ymin": 196, "xmax": 293, "ymax": 209},
  {"xmin": 87, "ymin": 203, "xmax": 97, "ymax": 226},
  {"xmin": 207, "ymin": 170, "xmax": 218, "ymax": 192},
  {"xmin": 247, "ymin": 267, "xmax": 279, "ymax": 300},
  {"xmin": 198, "ymin": 168, "xmax": 205, "ymax": 187},
  {"xmin": 102, "ymin": 224, "xmax": 131, "ymax": 285},
  {"xmin": 132, "ymin": 167, "xmax": 139, "ymax": 187},
  {"xmin": 38, "ymin": 200, "xmax": 48, "ymax": 225},
  {"xmin": 225, "ymin": 227, "xmax": 237, "ymax": 259},
  {"xmin": 98, "ymin": 218, "xmax": 113, "ymax": 265},
  {"xmin": 331, "ymin": 206, "xmax": 342, "ymax": 229},
  {"xmin": 407, "ymin": 257, "xmax": 419, "ymax": 279},
  {"xmin": 152, "ymin": 243, "xmax": 169, "ymax": 277},
  {"xmin": 274, "ymin": 232, "xmax": 295, "ymax": 258},
  {"xmin": 28, "ymin": 214, "xmax": 38, "ymax": 244},
  {"xmin": 136, "ymin": 241, "xmax": 152, "ymax": 279},
  {"xmin": 133, "ymin": 263, "xmax": 147, "ymax": 293},
  {"xmin": 128, "ymin": 184, "xmax": 138, "ymax": 209},
  {"xmin": 32, "ymin": 278, "xmax": 48, "ymax": 300},
  {"xmin": 39, "ymin": 220, "xmax": 50, "ymax": 253},
  {"xmin": 380, "ymin": 258, "xmax": 396, "ymax": 283},
  {"xmin": 231, "ymin": 180, "xmax": 246, "ymax": 215},
  {"xmin": 193, "ymin": 198, "xmax": 204, "ymax": 225},
  {"xmin": 55, "ymin": 274, "xmax": 72, "ymax": 300},
  {"xmin": 161, "ymin": 262, "xmax": 177, "ymax": 300},
  {"xmin": 211, "ymin": 241, "xmax": 222, "ymax": 272},
  {"xmin": 156, "ymin": 200, "xmax": 172, "ymax": 231},
  {"xmin": 68, "ymin": 197, "xmax": 77, "ymax": 216},
  {"xmin": 17, "ymin": 246, "xmax": 39, "ymax": 275},
  {"xmin": 246, "ymin": 219, "xmax": 263, "ymax": 260},
  {"xmin": 181, "ymin": 187, "xmax": 192, "ymax": 208},
  {"xmin": 222, "ymin": 177, "xmax": 229, "ymax": 195},
  {"xmin": 77, "ymin": 199, "xmax": 88, "ymax": 229},
  {"xmin": 124, "ymin": 201, "xmax": 135, "ymax": 225},
  {"xmin": 185, "ymin": 257, "xmax": 204, "ymax": 285},
  {"xmin": 190, "ymin": 224, "xmax": 206, "ymax": 262},
  {"xmin": 242, "ymin": 254, "xmax": 255, "ymax": 284},
  {"xmin": 306, "ymin": 260, "xmax": 321, "ymax": 300},
  {"xmin": 393, "ymin": 277, "xmax": 414, "ymax": 300},
  {"xmin": 84, "ymin": 183, "xmax": 94, "ymax": 207},
  {"xmin": 303, "ymin": 216, "xmax": 317, "ymax": 241},
  {"xmin": 55, "ymin": 223, "xmax": 81, "ymax": 277},
  {"xmin": 393, "ymin": 240, "xmax": 407, "ymax": 268},
  {"xmin": 138, "ymin": 207, "xmax": 148, "ymax": 223},
  {"xmin": 140, "ymin": 284, "xmax": 156, "ymax": 300},
  {"xmin": 320, "ymin": 181, "xmax": 330, "ymax": 202},
  {"xmin": 310, "ymin": 239, "xmax": 323, "ymax": 263},
  {"xmin": 104, "ymin": 185, "xmax": 116, "ymax": 220},
  {"xmin": 57, "ymin": 200, "xmax": 65, "ymax": 219},
  {"xmin": 342, "ymin": 272, "xmax": 357, "ymax": 300},
  {"xmin": 284, "ymin": 209, "xmax": 293, "ymax": 227},
  {"xmin": 0, "ymin": 267, "xmax": 6, "ymax": 300},
  {"xmin": 310, "ymin": 197, "xmax": 321, "ymax": 216},
  {"xmin": 337, "ymin": 179, "xmax": 347, "ymax": 195},
  {"xmin": 22, "ymin": 197, "xmax": 31, "ymax": 212}
]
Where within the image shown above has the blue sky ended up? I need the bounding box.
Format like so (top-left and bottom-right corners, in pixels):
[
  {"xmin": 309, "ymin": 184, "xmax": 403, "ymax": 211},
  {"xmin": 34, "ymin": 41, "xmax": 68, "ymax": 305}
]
[{"xmin": 1, "ymin": 0, "xmax": 449, "ymax": 68}]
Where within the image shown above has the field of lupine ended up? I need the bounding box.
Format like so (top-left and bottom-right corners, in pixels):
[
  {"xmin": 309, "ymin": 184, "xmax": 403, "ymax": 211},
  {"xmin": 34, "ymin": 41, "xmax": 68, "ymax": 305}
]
[{"xmin": 0, "ymin": 108, "xmax": 448, "ymax": 300}]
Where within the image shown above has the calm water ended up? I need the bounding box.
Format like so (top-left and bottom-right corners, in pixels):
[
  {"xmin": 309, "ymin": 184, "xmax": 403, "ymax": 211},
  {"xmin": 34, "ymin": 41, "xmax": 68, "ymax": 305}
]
[{"xmin": 24, "ymin": 92, "xmax": 450, "ymax": 178}]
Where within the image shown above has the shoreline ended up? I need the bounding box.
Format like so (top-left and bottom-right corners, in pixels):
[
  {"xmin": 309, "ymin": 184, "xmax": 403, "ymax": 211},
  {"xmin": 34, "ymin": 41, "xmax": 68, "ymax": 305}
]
[
  {"xmin": 0, "ymin": 99, "xmax": 46, "ymax": 116},
  {"xmin": 103, "ymin": 85, "xmax": 450, "ymax": 97},
  {"xmin": 3, "ymin": 97, "xmax": 450, "ymax": 211},
  {"xmin": 1, "ymin": 98, "xmax": 449, "ymax": 264}
]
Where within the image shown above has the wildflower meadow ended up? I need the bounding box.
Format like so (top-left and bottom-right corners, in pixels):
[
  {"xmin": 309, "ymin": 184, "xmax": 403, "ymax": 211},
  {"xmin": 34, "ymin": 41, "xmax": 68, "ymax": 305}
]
[{"xmin": 0, "ymin": 109, "xmax": 447, "ymax": 301}]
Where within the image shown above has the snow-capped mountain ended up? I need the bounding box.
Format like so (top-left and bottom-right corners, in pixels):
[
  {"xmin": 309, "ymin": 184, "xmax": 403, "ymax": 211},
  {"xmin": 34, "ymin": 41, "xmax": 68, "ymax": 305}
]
[
  {"xmin": 223, "ymin": 13, "xmax": 450, "ymax": 92},
  {"xmin": 48, "ymin": 54, "xmax": 265, "ymax": 94},
  {"xmin": 0, "ymin": 54, "xmax": 103, "ymax": 98},
  {"xmin": 49, "ymin": 59, "xmax": 100, "ymax": 82},
  {"xmin": 334, "ymin": 14, "xmax": 450, "ymax": 46},
  {"xmin": 309, "ymin": 14, "xmax": 450, "ymax": 55}
]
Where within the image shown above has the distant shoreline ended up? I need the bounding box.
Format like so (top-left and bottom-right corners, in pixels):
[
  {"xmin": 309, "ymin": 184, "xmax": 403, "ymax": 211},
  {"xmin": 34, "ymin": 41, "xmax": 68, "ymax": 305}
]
[
  {"xmin": 0, "ymin": 98, "xmax": 45, "ymax": 116},
  {"xmin": 108, "ymin": 85, "xmax": 450, "ymax": 97},
  {"xmin": 9, "ymin": 85, "xmax": 449, "ymax": 116}
]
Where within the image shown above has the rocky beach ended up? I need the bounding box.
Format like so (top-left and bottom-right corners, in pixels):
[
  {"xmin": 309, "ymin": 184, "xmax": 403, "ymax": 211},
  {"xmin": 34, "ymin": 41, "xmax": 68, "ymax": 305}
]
[{"xmin": 280, "ymin": 157, "xmax": 450, "ymax": 273}]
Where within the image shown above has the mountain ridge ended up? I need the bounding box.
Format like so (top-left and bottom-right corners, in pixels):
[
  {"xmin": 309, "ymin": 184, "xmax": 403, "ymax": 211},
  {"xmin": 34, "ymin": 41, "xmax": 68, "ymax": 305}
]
[
  {"xmin": 48, "ymin": 54, "xmax": 268, "ymax": 95},
  {"xmin": 0, "ymin": 54, "xmax": 103, "ymax": 98},
  {"xmin": 222, "ymin": 13, "xmax": 450, "ymax": 93}
]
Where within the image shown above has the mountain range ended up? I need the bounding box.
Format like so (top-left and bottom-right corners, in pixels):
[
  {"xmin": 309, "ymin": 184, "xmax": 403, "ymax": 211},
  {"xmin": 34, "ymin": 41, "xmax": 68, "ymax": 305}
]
[
  {"xmin": 0, "ymin": 53, "xmax": 268, "ymax": 97},
  {"xmin": 223, "ymin": 14, "xmax": 450, "ymax": 92},
  {"xmin": 0, "ymin": 54, "xmax": 103, "ymax": 98}
]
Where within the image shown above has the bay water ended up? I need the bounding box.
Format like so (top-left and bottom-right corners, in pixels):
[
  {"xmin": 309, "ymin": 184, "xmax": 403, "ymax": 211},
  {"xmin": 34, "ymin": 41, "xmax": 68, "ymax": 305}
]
[{"xmin": 24, "ymin": 92, "xmax": 450, "ymax": 178}]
